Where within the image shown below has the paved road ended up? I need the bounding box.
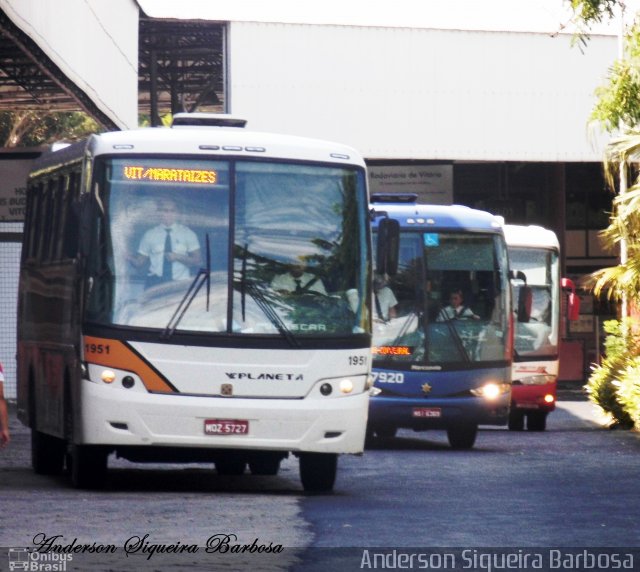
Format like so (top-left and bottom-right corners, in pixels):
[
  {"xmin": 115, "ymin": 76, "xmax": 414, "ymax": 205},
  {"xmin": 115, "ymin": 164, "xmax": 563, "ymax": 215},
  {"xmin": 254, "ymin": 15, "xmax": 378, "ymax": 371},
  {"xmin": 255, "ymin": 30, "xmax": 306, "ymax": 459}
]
[{"xmin": 1, "ymin": 399, "xmax": 639, "ymax": 571}]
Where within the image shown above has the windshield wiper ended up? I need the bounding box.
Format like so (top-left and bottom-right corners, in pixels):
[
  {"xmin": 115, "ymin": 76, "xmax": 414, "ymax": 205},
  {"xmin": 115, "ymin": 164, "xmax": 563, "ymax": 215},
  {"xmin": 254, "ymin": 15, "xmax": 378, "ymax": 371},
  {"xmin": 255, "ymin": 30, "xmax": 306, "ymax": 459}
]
[
  {"xmin": 237, "ymin": 244, "xmax": 299, "ymax": 347},
  {"xmin": 441, "ymin": 318, "xmax": 471, "ymax": 363},
  {"xmin": 244, "ymin": 283, "xmax": 300, "ymax": 348},
  {"xmin": 389, "ymin": 310, "xmax": 420, "ymax": 346},
  {"xmin": 162, "ymin": 234, "xmax": 211, "ymax": 339}
]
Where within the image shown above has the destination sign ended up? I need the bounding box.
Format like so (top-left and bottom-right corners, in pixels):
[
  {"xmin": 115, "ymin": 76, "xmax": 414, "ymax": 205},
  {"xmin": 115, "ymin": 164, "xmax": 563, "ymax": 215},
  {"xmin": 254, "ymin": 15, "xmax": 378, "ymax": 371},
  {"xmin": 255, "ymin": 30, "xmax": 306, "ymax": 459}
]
[
  {"xmin": 123, "ymin": 165, "xmax": 217, "ymax": 184},
  {"xmin": 373, "ymin": 346, "xmax": 412, "ymax": 356}
]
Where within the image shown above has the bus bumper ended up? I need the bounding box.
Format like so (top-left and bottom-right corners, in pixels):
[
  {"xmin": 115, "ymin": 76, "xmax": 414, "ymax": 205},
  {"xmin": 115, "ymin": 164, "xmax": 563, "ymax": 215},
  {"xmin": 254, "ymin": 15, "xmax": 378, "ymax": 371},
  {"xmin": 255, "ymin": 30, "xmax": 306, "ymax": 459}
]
[
  {"xmin": 368, "ymin": 394, "xmax": 510, "ymax": 430},
  {"xmin": 78, "ymin": 377, "xmax": 369, "ymax": 454},
  {"xmin": 511, "ymin": 382, "xmax": 557, "ymax": 413}
]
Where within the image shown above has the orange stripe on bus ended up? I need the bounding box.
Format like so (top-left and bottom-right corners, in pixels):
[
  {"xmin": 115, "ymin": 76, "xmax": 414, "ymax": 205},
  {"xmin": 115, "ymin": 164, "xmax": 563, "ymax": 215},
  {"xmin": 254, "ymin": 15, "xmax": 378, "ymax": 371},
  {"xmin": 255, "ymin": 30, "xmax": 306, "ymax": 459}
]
[{"xmin": 83, "ymin": 336, "xmax": 175, "ymax": 393}]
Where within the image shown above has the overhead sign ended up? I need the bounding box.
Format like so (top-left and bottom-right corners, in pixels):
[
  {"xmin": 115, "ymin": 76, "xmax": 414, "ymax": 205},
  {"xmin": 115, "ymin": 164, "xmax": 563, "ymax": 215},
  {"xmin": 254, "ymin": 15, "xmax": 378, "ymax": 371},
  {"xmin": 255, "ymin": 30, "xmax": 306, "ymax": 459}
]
[
  {"xmin": 122, "ymin": 165, "xmax": 218, "ymax": 184},
  {"xmin": 368, "ymin": 164, "xmax": 453, "ymax": 205}
]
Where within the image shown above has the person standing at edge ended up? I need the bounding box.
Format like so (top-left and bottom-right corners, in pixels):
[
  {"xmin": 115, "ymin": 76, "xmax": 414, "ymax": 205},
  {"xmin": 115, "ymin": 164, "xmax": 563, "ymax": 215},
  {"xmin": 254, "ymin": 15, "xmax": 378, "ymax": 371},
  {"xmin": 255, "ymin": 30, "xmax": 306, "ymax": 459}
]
[{"xmin": 0, "ymin": 362, "xmax": 10, "ymax": 447}]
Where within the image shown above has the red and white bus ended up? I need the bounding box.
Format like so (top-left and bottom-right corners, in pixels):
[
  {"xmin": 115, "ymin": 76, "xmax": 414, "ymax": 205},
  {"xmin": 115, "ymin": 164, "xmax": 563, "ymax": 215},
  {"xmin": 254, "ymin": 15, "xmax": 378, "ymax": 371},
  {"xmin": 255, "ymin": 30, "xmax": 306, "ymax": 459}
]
[{"xmin": 505, "ymin": 224, "xmax": 579, "ymax": 431}]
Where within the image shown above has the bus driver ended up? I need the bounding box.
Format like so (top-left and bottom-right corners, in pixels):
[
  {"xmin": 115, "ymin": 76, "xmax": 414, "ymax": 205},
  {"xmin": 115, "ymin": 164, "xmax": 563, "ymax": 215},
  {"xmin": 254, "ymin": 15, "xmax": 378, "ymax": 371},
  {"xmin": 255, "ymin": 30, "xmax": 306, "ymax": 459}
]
[{"xmin": 128, "ymin": 198, "xmax": 201, "ymax": 288}]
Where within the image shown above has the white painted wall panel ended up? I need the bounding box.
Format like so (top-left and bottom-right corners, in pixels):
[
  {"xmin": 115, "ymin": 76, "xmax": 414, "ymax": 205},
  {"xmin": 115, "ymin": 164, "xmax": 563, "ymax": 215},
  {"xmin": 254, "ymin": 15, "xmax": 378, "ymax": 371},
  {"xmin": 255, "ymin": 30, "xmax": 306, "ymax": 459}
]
[
  {"xmin": 1, "ymin": 0, "xmax": 139, "ymax": 129},
  {"xmin": 229, "ymin": 22, "xmax": 616, "ymax": 161}
]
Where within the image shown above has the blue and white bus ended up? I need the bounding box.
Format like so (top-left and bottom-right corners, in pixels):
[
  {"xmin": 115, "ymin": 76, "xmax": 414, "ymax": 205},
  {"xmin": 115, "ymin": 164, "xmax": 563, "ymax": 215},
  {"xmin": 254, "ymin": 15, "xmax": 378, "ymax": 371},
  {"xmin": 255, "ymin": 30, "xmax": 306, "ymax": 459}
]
[{"xmin": 368, "ymin": 194, "xmax": 513, "ymax": 449}]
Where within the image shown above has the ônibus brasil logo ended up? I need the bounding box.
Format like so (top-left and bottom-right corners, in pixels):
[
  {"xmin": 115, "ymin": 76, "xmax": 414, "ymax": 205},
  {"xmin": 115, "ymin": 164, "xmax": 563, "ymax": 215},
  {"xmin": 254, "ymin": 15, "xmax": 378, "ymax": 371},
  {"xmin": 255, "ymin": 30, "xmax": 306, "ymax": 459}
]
[{"xmin": 8, "ymin": 548, "xmax": 72, "ymax": 571}]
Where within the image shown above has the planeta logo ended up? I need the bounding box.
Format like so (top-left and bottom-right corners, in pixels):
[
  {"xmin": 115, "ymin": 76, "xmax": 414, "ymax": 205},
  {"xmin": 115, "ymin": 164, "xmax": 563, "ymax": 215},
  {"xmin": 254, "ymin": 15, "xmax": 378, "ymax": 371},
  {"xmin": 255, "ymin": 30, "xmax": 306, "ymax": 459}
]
[
  {"xmin": 8, "ymin": 548, "xmax": 73, "ymax": 571},
  {"xmin": 225, "ymin": 372, "xmax": 303, "ymax": 381}
]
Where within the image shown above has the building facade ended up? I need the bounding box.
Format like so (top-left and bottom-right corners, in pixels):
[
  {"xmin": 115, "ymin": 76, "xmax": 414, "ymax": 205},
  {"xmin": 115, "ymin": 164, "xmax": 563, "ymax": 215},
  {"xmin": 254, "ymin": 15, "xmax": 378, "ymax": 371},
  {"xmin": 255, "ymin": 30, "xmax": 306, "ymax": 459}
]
[{"xmin": 0, "ymin": 1, "xmax": 624, "ymax": 394}]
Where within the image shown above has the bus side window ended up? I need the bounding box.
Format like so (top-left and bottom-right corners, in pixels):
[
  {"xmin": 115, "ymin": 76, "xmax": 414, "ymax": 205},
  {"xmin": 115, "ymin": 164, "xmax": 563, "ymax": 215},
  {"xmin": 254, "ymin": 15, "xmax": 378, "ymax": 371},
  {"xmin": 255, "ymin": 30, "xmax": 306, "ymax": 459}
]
[{"xmin": 62, "ymin": 171, "xmax": 81, "ymax": 259}]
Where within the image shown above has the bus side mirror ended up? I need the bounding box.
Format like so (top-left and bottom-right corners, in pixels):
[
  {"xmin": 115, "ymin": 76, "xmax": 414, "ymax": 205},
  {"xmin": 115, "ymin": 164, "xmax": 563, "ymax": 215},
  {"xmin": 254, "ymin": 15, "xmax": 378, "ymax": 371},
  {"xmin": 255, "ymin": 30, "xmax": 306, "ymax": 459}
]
[
  {"xmin": 517, "ymin": 286, "xmax": 532, "ymax": 323},
  {"xmin": 510, "ymin": 271, "xmax": 532, "ymax": 323},
  {"xmin": 562, "ymin": 277, "xmax": 581, "ymax": 321},
  {"xmin": 376, "ymin": 217, "xmax": 400, "ymax": 276}
]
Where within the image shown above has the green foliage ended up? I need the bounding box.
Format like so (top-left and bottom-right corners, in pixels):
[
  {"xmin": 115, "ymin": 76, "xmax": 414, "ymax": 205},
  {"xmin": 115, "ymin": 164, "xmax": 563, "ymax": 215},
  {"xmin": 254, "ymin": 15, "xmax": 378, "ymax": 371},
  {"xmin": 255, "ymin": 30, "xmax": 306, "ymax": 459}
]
[
  {"xmin": 591, "ymin": 58, "xmax": 640, "ymax": 131},
  {"xmin": 0, "ymin": 111, "xmax": 100, "ymax": 147},
  {"xmin": 570, "ymin": 2, "xmax": 640, "ymax": 132},
  {"xmin": 584, "ymin": 319, "xmax": 637, "ymax": 428},
  {"xmin": 138, "ymin": 114, "xmax": 173, "ymax": 128},
  {"xmin": 570, "ymin": 0, "xmax": 617, "ymax": 25},
  {"xmin": 616, "ymin": 357, "xmax": 640, "ymax": 430},
  {"xmin": 586, "ymin": 135, "xmax": 640, "ymax": 302},
  {"xmin": 570, "ymin": 0, "xmax": 619, "ymax": 46}
]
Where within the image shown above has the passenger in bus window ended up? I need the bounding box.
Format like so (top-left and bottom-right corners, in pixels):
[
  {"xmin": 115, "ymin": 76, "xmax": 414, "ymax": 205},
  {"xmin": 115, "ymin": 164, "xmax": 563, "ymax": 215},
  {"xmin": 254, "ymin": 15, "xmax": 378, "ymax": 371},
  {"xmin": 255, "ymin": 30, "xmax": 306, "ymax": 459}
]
[
  {"xmin": 128, "ymin": 198, "xmax": 201, "ymax": 288},
  {"xmin": 0, "ymin": 362, "xmax": 10, "ymax": 447},
  {"xmin": 436, "ymin": 289, "xmax": 480, "ymax": 321},
  {"xmin": 373, "ymin": 274, "xmax": 398, "ymax": 322},
  {"xmin": 271, "ymin": 261, "xmax": 327, "ymax": 295}
]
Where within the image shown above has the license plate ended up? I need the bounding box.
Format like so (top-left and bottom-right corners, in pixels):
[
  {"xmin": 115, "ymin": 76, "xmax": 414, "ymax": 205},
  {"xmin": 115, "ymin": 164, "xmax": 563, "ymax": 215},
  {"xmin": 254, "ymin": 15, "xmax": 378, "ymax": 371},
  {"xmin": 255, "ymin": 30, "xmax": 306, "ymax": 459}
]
[
  {"xmin": 516, "ymin": 403, "xmax": 540, "ymax": 409},
  {"xmin": 412, "ymin": 407, "xmax": 442, "ymax": 418},
  {"xmin": 204, "ymin": 419, "xmax": 249, "ymax": 435}
]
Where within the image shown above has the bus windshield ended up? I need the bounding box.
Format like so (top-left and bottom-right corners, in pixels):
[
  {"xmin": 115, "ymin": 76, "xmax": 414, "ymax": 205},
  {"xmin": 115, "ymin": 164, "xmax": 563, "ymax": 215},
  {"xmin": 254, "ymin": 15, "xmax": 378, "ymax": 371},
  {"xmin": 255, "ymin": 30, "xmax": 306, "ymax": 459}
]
[
  {"xmin": 509, "ymin": 246, "xmax": 559, "ymax": 358},
  {"xmin": 372, "ymin": 230, "xmax": 510, "ymax": 367},
  {"xmin": 85, "ymin": 157, "xmax": 369, "ymax": 338}
]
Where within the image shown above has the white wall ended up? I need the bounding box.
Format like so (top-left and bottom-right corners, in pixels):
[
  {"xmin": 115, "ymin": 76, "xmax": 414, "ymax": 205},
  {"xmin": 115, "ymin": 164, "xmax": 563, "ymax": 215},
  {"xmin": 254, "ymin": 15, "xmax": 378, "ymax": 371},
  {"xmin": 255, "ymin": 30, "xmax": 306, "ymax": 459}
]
[
  {"xmin": 0, "ymin": 0, "xmax": 139, "ymax": 129},
  {"xmin": 229, "ymin": 22, "xmax": 616, "ymax": 161}
]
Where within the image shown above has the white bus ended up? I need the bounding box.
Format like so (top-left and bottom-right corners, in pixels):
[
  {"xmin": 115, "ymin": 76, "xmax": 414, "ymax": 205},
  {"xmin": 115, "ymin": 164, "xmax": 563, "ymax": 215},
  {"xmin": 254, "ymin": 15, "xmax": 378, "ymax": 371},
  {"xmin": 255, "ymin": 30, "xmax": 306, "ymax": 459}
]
[
  {"xmin": 17, "ymin": 114, "xmax": 376, "ymax": 492},
  {"xmin": 504, "ymin": 224, "xmax": 579, "ymax": 431}
]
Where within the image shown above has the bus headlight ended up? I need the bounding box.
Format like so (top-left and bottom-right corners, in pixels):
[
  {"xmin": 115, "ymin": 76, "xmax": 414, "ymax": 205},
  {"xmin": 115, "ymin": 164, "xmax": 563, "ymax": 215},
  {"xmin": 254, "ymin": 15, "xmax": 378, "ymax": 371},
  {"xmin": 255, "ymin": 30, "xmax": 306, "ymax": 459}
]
[
  {"xmin": 339, "ymin": 379, "xmax": 354, "ymax": 394},
  {"xmin": 471, "ymin": 382, "xmax": 510, "ymax": 400},
  {"xmin": 101, "ymin": 369, "xmax": 117, "ymax": 384}
]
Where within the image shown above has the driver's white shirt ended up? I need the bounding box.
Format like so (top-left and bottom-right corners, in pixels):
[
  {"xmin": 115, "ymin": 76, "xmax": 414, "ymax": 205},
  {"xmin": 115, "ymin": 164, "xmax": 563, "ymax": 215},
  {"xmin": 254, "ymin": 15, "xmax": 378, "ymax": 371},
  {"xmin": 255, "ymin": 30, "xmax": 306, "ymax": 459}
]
[
  {"xmin": 437, "ymin": 305, "xmax": 476, "ymax": 321},
  {"xmin": 138, "ymin": 223, "xmax": 199, "ymax": 280}
]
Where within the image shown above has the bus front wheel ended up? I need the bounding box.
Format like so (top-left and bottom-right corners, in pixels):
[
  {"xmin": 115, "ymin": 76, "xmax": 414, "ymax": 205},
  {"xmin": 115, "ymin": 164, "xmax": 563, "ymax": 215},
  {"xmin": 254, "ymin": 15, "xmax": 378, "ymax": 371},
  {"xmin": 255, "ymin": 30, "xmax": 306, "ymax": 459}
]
[
  {"xmin": 527, "ymin": 412, "xmax": 547, "ymax": 431},
  {"xmin": 508, "ymin": 409, "xmax": 525, "ymax": 431},
  {"xmin": 299, "ymin": 453, "xmax": 337, "ymax": 493},
  {"xmin": 447, "ymin": 424, "xmax": 478, "ymax": 450},
  {"xmin": 69, "ymin": 444, "xmax": 108, "ymax": 489},
  {"xmin": 31, "ymin": 430, "xmax": 65, "ymax": 476}
]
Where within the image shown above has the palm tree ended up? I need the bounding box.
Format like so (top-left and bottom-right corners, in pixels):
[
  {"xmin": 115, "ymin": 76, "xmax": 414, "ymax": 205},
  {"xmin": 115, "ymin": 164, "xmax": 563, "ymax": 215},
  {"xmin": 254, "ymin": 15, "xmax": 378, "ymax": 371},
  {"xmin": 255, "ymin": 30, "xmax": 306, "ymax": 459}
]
[{"xmin": 588, "ymin": 132, "xmax": 640, "ymax": 307}]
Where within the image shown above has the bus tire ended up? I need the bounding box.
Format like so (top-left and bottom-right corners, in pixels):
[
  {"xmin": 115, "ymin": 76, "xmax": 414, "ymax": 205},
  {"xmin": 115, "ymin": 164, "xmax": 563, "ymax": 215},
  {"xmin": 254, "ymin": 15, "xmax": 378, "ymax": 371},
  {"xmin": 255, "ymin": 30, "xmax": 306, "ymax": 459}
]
[
  {"xmin": 508, "ymin": 409, "xmax": 525, "ymax": 431},
  {"xmin": 31, "ymin": 429, "xmax": 65, "ymax": 476},
  {"xmin": 299, "ymin": 452, "xmax": 337, "ymax": 493},
  {"xmin": 527, "ymin": 412, "xmax": 547, "ymax": 431},
  {"xmin": 70, "ymin": 444, "xmax": 108, "ymax": 489},
  {"xmin": 447, "ymin": 424, "xmax": 478, "ymax": 450}
]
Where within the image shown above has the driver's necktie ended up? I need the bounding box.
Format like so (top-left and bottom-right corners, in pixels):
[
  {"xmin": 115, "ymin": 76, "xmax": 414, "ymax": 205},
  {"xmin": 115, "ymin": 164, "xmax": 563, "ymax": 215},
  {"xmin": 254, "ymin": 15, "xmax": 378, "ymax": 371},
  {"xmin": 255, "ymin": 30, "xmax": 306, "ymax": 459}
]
[{"xmin": 162, "ymin": 228, "xmax": 172, "ymax": 280}]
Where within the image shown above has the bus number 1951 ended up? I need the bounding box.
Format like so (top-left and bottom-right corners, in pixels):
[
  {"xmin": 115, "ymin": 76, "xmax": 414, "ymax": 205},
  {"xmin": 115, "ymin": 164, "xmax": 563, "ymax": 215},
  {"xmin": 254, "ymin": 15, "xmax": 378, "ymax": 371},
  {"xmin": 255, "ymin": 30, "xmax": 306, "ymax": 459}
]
[
  {"xmin": 349, "ymin": 355, "xmax": 368, "ymax": 367},
  {"xmin": 85, "ymin": 343, "xmax": 111, "ymax": 355}
]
